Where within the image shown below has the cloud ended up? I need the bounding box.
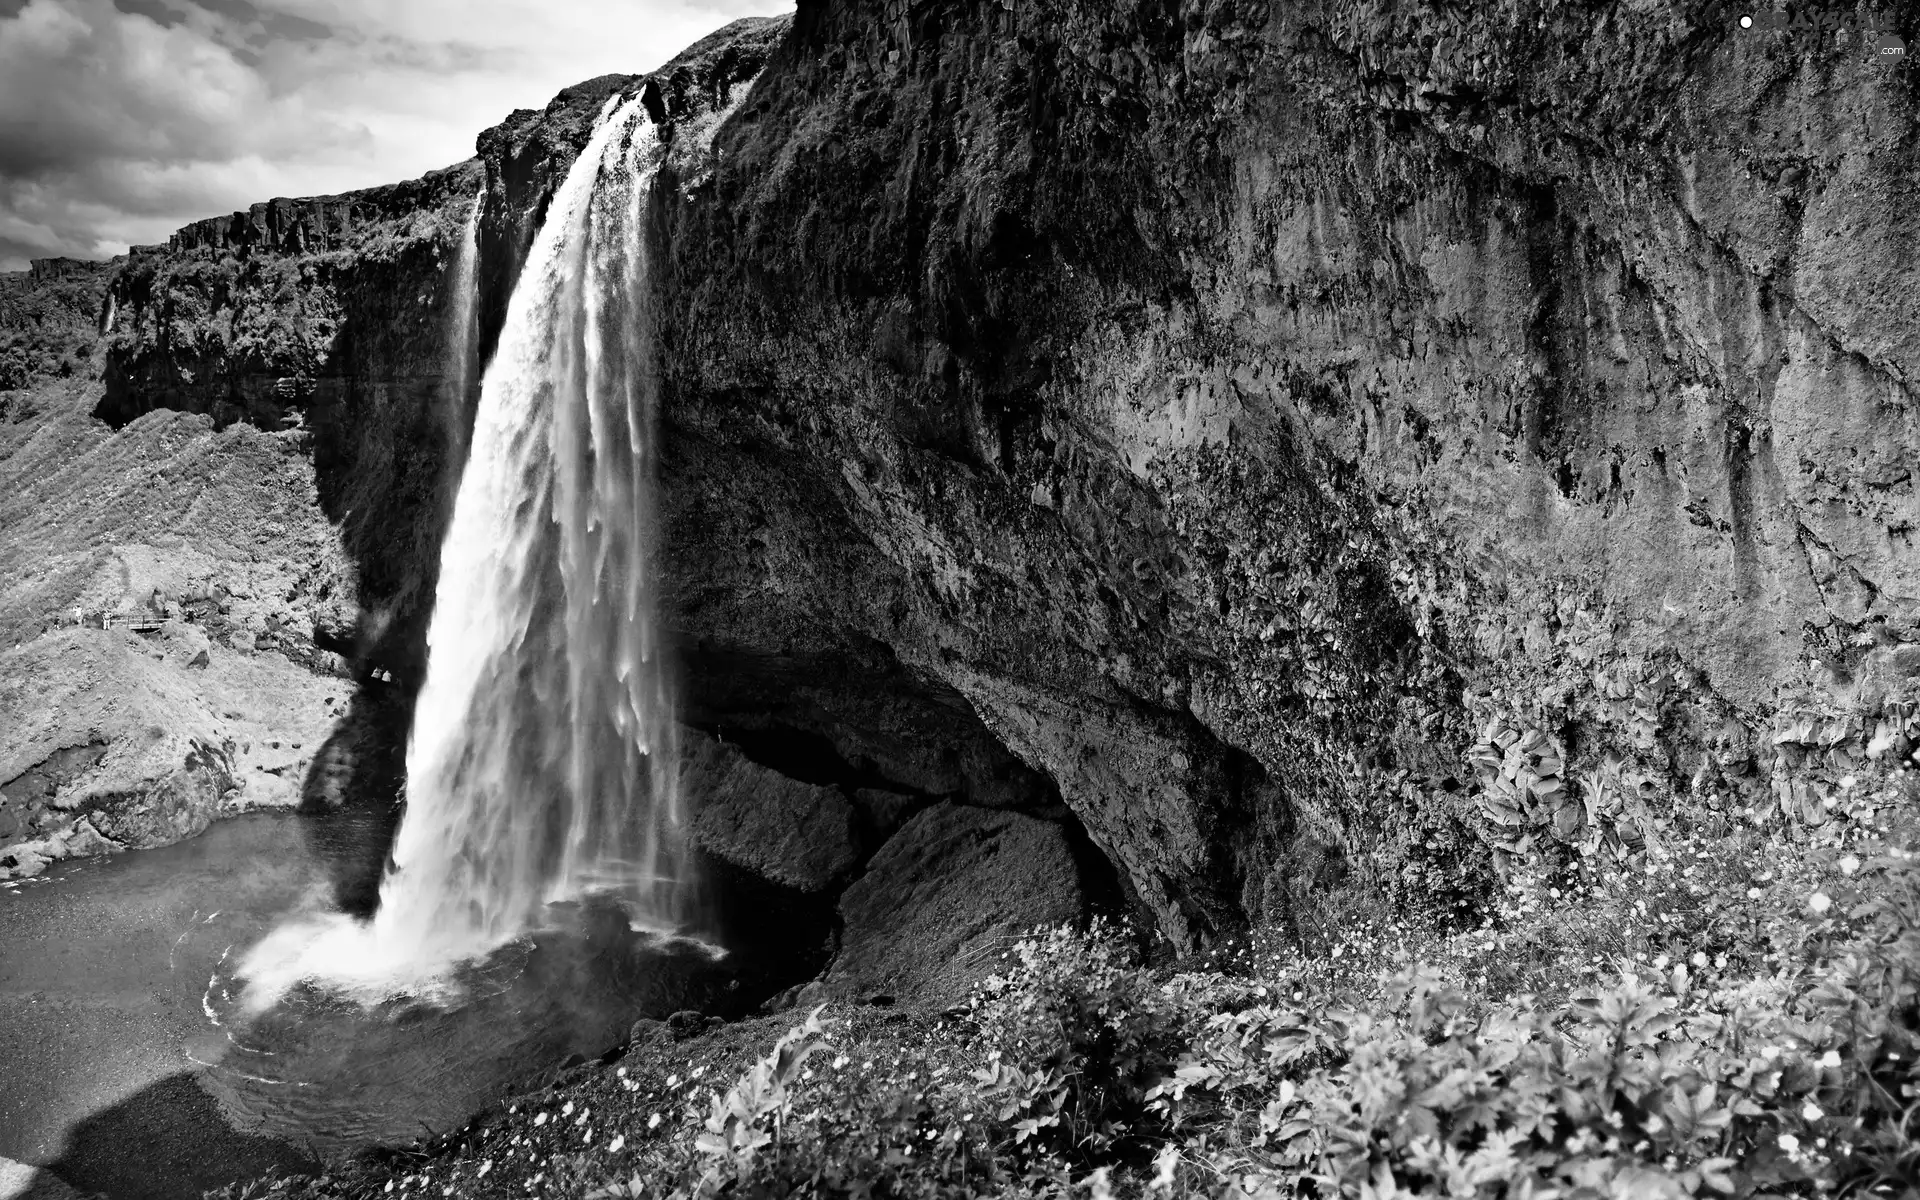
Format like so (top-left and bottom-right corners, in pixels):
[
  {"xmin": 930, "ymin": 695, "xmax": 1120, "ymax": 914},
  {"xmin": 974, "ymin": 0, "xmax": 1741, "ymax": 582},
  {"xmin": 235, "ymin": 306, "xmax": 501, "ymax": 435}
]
[{"xmin": 0, "ymin": 0, "xmax": 791, "ymax": 270}]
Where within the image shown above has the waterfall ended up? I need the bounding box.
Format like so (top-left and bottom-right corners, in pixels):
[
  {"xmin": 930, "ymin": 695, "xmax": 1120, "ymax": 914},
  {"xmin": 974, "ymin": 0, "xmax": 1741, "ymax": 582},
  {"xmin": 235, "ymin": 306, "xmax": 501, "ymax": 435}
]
[
  {"xmin": 441, "ymin": 186, "xmax": 484, "ymax": 487},
  {"xmin": 240, "ymin": 97, "xmax": 691, "ymax": 1005},
  {"xmin": 385, "ymin": 93, "xmax": 688, "ymax": 958}
]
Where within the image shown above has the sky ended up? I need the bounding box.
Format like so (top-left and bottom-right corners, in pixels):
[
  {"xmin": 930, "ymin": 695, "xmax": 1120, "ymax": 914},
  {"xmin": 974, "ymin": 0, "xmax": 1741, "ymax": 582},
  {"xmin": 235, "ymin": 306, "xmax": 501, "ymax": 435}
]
[{"xmin": 0, "ymin": 0, "xmax": 790, "ymax": 271}]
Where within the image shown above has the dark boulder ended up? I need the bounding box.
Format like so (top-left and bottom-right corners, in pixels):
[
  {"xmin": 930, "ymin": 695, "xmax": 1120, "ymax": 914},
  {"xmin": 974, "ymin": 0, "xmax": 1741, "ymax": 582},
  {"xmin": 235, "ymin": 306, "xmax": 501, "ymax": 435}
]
[
  {"xmin": 825, "ymin": 803, "xmax": 1087, "ymax": 1008},
  {"xmin": 683, "ymin": 727, "xmax": 865, "ymax": 892}
]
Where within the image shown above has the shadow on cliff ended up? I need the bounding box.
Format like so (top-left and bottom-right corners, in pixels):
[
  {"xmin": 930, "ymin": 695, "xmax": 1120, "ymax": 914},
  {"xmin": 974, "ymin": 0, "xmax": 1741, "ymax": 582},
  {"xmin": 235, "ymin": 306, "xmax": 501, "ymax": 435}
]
[
  {"xmin": 41, "ymin": 1072, "xmax": 316, "ymax": 1200},
  {"xmin": 295, "ymin": 674, "xmax": 414, "ymax": 917}
]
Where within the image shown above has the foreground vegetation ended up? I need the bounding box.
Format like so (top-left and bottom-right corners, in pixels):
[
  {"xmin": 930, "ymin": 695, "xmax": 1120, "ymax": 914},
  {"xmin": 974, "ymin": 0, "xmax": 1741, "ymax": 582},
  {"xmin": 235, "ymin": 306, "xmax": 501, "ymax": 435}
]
[{"xmin": 216, "ymin": 783, "xmax": 1918, "ymax": 1200}]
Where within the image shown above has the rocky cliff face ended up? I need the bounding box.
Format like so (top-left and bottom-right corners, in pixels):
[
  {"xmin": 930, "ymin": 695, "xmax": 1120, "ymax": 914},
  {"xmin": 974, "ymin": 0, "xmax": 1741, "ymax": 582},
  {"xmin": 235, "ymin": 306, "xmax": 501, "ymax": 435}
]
[
  {"xmin": 70, "ymin": 2, "xmax": 1920, "ymax": 970},
  {"xmin": 0, "ymin": 258, "xmax": 356, "ymax": 878},
  {"xmin": 0, "ymin": 258, "xmax": 112, "ymax": 395},
  {"xmin": 100, "ymin": 160, "xmax": 485, "ymax": 680},
  {"xmin": 639, "ymin": 0, "xmax": 1920, "ymax": 949}
]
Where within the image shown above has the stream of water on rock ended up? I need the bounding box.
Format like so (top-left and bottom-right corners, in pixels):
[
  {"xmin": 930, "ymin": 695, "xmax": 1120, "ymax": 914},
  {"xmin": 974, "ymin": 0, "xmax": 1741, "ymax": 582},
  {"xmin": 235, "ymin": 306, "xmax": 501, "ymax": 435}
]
[
  {"xmin": 440, "ymin": 185, "xmax": 485, "ymax": 491},
  {"xmin": 241, "ymin": 95, "xmax": 698, "ymax": 1004}
]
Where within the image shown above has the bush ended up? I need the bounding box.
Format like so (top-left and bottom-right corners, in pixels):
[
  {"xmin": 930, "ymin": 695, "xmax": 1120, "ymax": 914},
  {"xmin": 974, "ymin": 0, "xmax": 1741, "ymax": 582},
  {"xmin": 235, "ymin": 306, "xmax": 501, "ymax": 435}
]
[
  {"xmin": 1148, "ymin": 850, "xmax": 1920, "ymax": 1198},
  {"xmin": 973, "ymin": 925, "xmax": 1196, "ymax": 1158},
  {"xmin": 640, "ymin": 847, "xmax": 1916, "ymax": 1200}
]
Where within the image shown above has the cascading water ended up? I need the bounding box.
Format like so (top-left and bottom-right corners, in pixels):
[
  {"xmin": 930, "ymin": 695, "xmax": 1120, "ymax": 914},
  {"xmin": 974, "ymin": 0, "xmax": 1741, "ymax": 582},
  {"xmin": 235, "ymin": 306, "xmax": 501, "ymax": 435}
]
[
  {"xmin": 440, "ymin": 185, "xmax": 485, "ymax": 488},
  {"xmin": 387, "ymin": 94, "xmax": 690, "ymax": 956},
  {"xmin": 240, "ymin": 96, "xmax": 693, "ymax": 1006}
]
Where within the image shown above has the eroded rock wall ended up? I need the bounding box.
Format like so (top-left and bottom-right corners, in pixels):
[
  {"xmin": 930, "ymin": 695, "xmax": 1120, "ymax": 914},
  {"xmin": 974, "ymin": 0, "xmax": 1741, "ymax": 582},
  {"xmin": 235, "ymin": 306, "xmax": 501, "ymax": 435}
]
[
  {"xmin": 0, "ymin": 263, "xmax": 356, "ymax": 878},
  {"xmin": 638, "ymin": 0, "xmax": 1920, "ymax": 947},
  {"xmin": 99, "ymin": 162, "xmax": 486, "ymax": 680}
]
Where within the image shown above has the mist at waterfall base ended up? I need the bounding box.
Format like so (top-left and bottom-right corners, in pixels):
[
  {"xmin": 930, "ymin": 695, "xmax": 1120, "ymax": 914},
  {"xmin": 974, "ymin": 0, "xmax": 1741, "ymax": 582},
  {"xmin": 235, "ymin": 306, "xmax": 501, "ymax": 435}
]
[{"xmin": 187, "ymin": 98, "xmax": 736, "ymax": 1149}]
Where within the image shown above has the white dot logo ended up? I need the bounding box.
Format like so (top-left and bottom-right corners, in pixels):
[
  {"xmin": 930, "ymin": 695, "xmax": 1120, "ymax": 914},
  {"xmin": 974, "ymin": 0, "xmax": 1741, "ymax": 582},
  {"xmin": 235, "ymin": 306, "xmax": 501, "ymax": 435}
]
[{"xmin": 1740, "ymin": 15, "xmax": 1753, "ymax": 28}]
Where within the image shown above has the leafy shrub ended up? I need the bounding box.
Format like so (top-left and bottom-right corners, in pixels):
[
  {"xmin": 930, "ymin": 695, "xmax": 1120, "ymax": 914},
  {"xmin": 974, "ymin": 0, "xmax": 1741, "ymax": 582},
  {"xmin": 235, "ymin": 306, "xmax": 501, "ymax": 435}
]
[
  {"xmin": 689, "ymin": 1006, "xmax": 831, "ymax": 1185},
  {"xmin": 652, "ymin": 852, "xmax": 1917, "ymax": 1200},
  {"xmin": 965, "ymin": 922, "xmax": 1215, "ymax": 1166},
  {"xmin": 1150, "ymin": 850, "xmax": 1920, "ymax": 1198},
  {"xmin": 566, "ymin": 1006, "xmax": 1011, "ymax": 1200}
]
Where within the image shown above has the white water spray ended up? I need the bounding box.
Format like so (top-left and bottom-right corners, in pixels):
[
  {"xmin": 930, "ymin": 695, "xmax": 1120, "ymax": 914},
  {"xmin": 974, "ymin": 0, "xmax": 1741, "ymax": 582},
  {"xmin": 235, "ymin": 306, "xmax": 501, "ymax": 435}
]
[{"xmin": 241, "ymin": 98, "xmax": 691, "ymax": 1005}]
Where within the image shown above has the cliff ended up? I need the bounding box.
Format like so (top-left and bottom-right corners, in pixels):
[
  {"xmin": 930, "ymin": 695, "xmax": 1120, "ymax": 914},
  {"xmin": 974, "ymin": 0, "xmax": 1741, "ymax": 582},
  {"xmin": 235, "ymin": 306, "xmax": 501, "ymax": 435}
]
[
  {"xmin": 0, "ymin": 257, "xmax": 354, "ymax": 873},
  {"xmin": 49, "ymin": 1, "xmax": 1920, "ymax": 964},
  {"xmin": 641, "ymin": 0, "xmax": 1920, "ymax": 949},
  {"xmin": 99, "ymin": 160, "xmax": 485, "ymax": 677},
  {"xmin": 0, "ymin": 258, "xmax": 113, "ymax": 395}
]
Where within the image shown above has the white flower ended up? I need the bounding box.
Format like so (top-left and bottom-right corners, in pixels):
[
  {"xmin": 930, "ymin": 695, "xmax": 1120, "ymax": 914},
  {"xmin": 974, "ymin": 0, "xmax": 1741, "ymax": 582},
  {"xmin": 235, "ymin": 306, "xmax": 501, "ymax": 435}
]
[
  {"xmin": 1820, "ymin": 1050, "xmax": 1842, "ymax": 1069},
  {"xmin": 1762, "ymin": 1047, "xmax": 1782, "ymax": 1061},
  {"xmin": 1691, "ymin": 951, "xmax": 1709, "ymax": 968},
  {"xmin": 1809, "ymin": 892, "xmax": 1833, "ymax": 915},
  {"xmin": 1151, "ymin": 1142, "xmax": 1180, "ymax": 1192},
  {"xmin": 1839, "ymin": 855, "xmax": 1861, "ymax": 876},
  {"xmin": 1803, "ymin": 1103, "xmax": 1825, "ymax": 1122},
  {"xmin": 534, "ymin": 1112, "xmax": 548, "ymax": 1126},
  {"xmin": 1779, "ymin": 1132, "xmax": 1801, "ymax": 1154},
  {"xmin": 1747, "ymin": 887, "xmax": 1762, "ymax": 899},
  {"xmin": 608, "ymin": 1136, "xmax": 626, "ymax": 1153},
  {"xmin": 561, "ymin": 1101, "xmax": 574, "ymax": 1116},
  {"xmin": 648, "ymin": 1113, "xmax": 662, "ymax": 1129}
]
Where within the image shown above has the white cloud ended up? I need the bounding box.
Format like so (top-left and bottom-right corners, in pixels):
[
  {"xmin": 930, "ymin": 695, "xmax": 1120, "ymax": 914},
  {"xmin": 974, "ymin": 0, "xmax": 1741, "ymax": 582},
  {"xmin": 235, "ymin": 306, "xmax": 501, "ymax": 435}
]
[{"xmin": 0, "ymin": 0, "xmax": 791, "ymax": 270}]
